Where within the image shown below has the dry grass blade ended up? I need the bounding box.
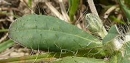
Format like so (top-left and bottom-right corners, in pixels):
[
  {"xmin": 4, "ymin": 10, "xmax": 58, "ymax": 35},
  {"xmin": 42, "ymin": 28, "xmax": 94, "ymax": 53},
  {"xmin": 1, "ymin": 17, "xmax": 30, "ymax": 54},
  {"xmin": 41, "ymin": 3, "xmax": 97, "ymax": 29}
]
[
  {"xmin": 104, "ymin": 5, "xmax": 118, "ymax": 19},
  {"xmin": 58, "ymin": 0, "xmax": 70, "ymax": 22},
  {"xmin": 45, "ymin": 1, "xmax": 65, "ymax": 22},
  {"xmin": 22, "ymin": 0, "xmax": 33, "ymax": 13},
  {"xmin": 88, "ymin": 0, "xmax": 99, "ymax": 16},
  {"xmin": 0, "ymin": 33, "xmax": 8, "ymax": 43}
]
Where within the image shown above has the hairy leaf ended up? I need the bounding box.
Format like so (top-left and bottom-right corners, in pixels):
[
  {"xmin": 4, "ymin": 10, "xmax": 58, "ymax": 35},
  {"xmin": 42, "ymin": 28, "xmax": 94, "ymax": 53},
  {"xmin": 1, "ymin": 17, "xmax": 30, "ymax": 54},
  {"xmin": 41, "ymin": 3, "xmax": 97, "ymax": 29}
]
[
  {"xmin": 9, "ymin": 15, "xmax": 102, "ymax": 52},
  {"xmin": 120, "ymin": 41, "xmax": 130, "ymax": 63},
  {"xmin": 85, "ymin": 13, "xmax": 107, "ymax": 39},
  {"xmin": 110, "ymin": 41, "xmax": 130, "ymax": 63},
  {"xmin": 103, "ymin": 25, "xmax": 123, "ymax": 55}
]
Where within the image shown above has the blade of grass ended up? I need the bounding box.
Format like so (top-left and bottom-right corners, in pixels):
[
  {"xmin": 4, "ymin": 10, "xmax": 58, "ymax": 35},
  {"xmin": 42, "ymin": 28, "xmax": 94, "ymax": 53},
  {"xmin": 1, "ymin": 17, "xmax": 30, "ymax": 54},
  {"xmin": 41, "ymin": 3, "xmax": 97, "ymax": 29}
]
[
  {"xmin": 45, "ymin": 1, "xmax": 65, "ymax": 22},
  {"xmin": 118, "ymin": 0, "xmax": 130, "ymax": 22},
  {"xmin": 0, "ymin": 29, "xmax": 8, "ymax": 33},
  {"xmin": 124, "ymin": 0, "xmax": 130, "ymax": 8},
  {"xmin": 28, "ymin": 0, "xmax": 33, "ymax": 8},
  {"xmin": 88, "ymin": 0, "xmax": 99, "ymax": 17},
  {"xmin": 0, "ymin": 53, "xmax": 56, "ymax": 63},
  {"xmin": 58, "ymin": 0, "xmax": 70, "ymax": 22},
  {"xmin": 0, "ymin": 40, "xmax": 14, "ymax": 53},
  {"xmin": 69, "ymin": 0, "xmax": 80, "ymax": 24}
]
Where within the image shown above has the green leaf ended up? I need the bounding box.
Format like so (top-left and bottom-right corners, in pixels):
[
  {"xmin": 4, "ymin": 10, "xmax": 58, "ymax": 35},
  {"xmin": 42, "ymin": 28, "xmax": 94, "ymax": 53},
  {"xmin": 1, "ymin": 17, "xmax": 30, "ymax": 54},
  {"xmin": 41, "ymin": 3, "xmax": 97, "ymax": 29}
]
[
  {"xmin": 69, "ymin": 0, "xmax": 80, "ymax": 23},
  {"xmin": 124, "ymin": 0, "xmax": 130, "ymax": 8},
  {"xmin": 118, "ymin": 0, "xmax": 130, "ymax": 22},
  {"xmin": 108, "ymin": 52, "xmax": 122, "ymax": 63},
  {"xmin": 103, "ymin": 25, "xmax": 119, "ymax": 43},
  {"xmin": 119, "ymin": 41, "xmax": 130, "ymax": 63},
  {"xmin": 0, "ymin": 40, "xmax": 14, "ymax": 53},
  {"xmin": 53, "ymin": 56, "xmax": 106, "ymax": 63},
  {"xmin": 0, "ymin": 29, "xmax": 8, "ymax": 33},
  {"xmin": 0, "ymin": 53, "xmax": 55, "ymax": 63},
  {"xmin": 103, "ymin": 25, "xmax": 122, "ymax": 55},
  {"xmin": 109, "ymin": 41, "xmax": 130, "ymax": 63},
  {"xmin": 110, "ymin": 16, "xmax": 126, "ymax": 24},
  {"xmin": 85, "ymin": 13, "xmax": 107, "ymax": 39},
  {"xmin": 28, "ymin": 0, "xmax": 33, "ymax": 7},
  {"xmin": 9, "ymin": 15, "xmax": 102, "ymax": 52}
]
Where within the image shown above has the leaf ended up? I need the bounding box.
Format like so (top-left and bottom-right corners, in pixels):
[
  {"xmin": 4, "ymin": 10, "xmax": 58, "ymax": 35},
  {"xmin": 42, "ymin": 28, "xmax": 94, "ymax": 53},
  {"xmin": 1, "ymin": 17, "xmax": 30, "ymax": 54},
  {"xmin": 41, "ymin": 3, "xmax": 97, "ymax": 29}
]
[
  {"xmin": 109, "ymin": 41, "xmax": 130, "ymax": 63},
  {"xmin": 0, "ymin": 40, "xmax": 14, "ymax": 53},
  {"xmin": 28, "ymin": 0, "xmax": 33, "ymax": 7},
  {"xmin": 0, "ymin": 53, "xmax": 55, "ymax": 63},
  {"xmin": 103, "ymin": 25, "xmax": 119, "ymax": 43},
  {"xmin": 69, "ymin": 0, "xmax": 80, "ymax": 23},
  {"xmin": 119, "ymin": 41, "xmax": 130, "ymax": 63},
  {"xmin": 124, "ymin": 0, "xmax": 130, "ymax": 8},
  {"xmin": 125, "ymin": 33, "xmax": 130, "ymax": 42},
  {"xmin": 9, "ymin": 15, "xmax": 102, "ymax": 52},
  {"xmin": 0, "ymin": 29, "xmax": 8, "ymax": 33},
  {"xmin": 85, "ymin": 13, "xmax": 107, "ymax": 39},
  {"xmin": 102, "ymin": 25, "xmax": 122, "ymax": 55},
  {"xmin": 110, "ymin": 16, "xmax": 126, "ymax": 24},
  {"xmin": 53, "ymin": 56, "xmax": 106, "ymax": 63},
  {"xmin": 108, "ymin": 52, "xmax": 122, "ymax": 63},
  {"xmin": 118, "ymin": 0, "xmax": 130, "ymax": 22}
]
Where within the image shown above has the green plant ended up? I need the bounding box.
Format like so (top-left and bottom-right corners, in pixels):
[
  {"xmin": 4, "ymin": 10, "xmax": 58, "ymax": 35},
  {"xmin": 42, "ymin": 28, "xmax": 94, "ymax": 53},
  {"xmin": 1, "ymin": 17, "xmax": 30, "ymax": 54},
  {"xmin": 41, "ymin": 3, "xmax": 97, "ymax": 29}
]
[
  {"xmin": 118, "ymin": 0, "xmax": 130, "ymax": 21},
  {"xmin": 6, "ymin": 12, "xmax": 130, "ymax": 63},
  {"xmin": 9, "ymin": 15, "xmax": 102, "ymax": 52},
  {"xmin": 69, "ymin": 0, "xmax": 80, "ymax": 24},
  {"xmin": 0, "ymin": 40, "xmax": 14, "ymax": 53}
]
